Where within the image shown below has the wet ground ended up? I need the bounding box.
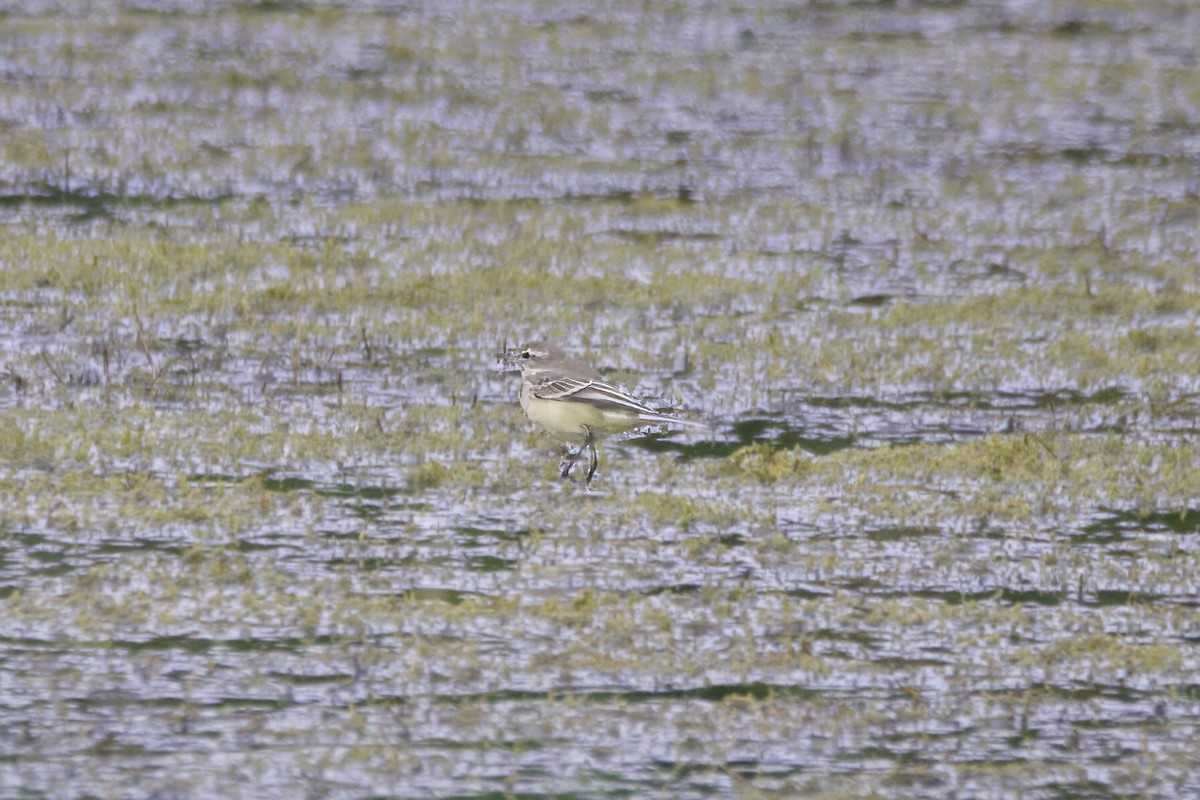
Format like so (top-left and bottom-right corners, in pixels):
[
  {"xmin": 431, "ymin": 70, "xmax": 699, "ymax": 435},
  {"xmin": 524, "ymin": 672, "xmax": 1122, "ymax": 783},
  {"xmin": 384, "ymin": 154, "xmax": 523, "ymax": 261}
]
[{"xmin": 2, "ymin": 1, "xmax": 1200, "ymax": 798}]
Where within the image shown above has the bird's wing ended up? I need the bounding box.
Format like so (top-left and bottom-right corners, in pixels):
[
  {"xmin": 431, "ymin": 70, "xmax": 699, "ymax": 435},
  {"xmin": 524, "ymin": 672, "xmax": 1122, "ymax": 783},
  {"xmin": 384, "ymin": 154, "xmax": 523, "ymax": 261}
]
[
  {"xmin": 532, "ymin": 377, "xmax": 658, "ymax": 416},
  {"xmin": 532, "ymin": 377, "xmax": 706, "ymax": 428}
]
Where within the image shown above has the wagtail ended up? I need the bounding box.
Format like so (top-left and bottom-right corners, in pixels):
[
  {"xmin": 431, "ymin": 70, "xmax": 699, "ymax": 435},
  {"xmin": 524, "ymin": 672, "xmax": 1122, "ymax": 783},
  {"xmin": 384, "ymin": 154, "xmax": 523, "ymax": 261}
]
[{"xmin": 504, "ymin": 341, "xmax": 705, "ymax": 487}]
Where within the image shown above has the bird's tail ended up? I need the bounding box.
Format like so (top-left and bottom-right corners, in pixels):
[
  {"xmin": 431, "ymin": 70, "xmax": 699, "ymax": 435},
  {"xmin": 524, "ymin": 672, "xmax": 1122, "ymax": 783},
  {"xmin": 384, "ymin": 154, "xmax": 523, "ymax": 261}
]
[{"xmin": 640, "ymin": 412, "xmax": 711, "ymax": 432}]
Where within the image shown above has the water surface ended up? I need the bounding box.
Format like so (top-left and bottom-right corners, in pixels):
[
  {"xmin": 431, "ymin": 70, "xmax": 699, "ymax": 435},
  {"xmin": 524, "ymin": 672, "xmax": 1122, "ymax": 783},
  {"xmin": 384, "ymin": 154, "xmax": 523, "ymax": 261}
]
[{"xmin": 2, "ymin": 1, "xmax": 1199, "ymax": 798}]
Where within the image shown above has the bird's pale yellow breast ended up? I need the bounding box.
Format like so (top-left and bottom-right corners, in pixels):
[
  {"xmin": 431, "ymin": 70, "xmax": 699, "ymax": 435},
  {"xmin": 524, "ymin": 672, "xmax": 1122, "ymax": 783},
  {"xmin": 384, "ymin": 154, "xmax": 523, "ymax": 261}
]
[{"xmin": 519, "ymin": 382, "xmax": 637, "ymax": 441}]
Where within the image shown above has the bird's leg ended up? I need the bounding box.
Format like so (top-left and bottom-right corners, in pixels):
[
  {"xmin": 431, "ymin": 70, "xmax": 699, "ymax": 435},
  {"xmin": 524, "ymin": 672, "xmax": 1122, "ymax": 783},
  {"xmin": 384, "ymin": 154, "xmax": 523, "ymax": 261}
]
[
  {"xmin": 557, "ymin": 427, "xmax": 598, "ymax": 486},
  {"xmin": 581, "ymin": 424, "xmax": 598, "ymax": 487},
  {"xmin": 558, "ymin": 446, "xmax": 581, "ymax": 480}
]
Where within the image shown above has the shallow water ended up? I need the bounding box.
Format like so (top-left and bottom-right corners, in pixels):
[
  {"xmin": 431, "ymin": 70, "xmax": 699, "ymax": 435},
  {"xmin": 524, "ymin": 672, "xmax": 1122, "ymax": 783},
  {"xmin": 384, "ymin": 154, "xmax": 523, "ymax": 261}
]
[{"xmin": 2, "ymin": 1, "xmax": 1200, "ymax": 798}]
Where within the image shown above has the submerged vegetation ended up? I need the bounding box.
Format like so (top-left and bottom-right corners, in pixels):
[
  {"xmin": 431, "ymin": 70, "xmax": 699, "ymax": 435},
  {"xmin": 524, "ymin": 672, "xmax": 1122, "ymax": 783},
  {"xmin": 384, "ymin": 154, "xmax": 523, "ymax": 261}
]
[{"xmin": 2, "ymin": 0, "xmax": 1200, "ymax": 797}]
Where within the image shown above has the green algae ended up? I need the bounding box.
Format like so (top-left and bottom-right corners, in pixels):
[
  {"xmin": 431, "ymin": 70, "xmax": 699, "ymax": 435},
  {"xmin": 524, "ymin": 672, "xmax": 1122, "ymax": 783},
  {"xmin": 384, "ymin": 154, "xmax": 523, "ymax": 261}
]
[{"xmin": 2, "ymin": 0, "xmax": 1200, "ymax": 798}]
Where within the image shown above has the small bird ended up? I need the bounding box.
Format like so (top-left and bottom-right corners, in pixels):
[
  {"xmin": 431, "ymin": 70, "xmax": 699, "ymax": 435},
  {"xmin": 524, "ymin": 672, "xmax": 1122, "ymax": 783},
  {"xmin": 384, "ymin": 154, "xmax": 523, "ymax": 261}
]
[{"xmin": 504, "ymin": 341, "xmax": 706, "ymax": 487}]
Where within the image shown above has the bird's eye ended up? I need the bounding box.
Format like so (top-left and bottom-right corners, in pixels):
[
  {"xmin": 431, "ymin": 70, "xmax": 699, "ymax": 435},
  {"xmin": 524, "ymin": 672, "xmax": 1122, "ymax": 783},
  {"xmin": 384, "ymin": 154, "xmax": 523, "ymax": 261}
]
[{"xmin": 521, "ymin": 350, "xmax": 531, "ymax": 359}]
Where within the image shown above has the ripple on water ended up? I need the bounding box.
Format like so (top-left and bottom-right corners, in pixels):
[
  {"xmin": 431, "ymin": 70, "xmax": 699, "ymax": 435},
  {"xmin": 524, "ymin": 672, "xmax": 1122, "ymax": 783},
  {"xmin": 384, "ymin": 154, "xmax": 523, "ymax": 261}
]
[{"xmin": 3, "ymin": 1, "xmax": 1200, "ymax": 798}]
